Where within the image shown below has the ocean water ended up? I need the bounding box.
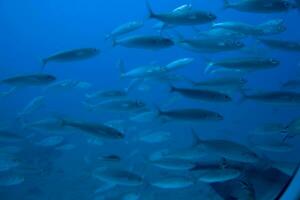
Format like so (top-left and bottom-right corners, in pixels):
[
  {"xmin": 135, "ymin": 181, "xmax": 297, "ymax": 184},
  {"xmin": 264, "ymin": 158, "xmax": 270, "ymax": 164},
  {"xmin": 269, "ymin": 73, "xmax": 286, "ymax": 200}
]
[{"xmin": 0, "ymin": 0, "xmax": 300, "ymax": 199}]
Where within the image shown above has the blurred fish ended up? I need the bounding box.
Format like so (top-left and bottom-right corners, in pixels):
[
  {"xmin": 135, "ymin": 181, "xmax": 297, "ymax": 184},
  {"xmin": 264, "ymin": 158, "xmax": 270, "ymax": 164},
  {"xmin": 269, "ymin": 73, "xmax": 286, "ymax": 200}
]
[
  {"xmin": 156, "ymin": 107, "xmax": 224, "ymax": 122},
  {"xmin": 42, "ymin": 48, "xmax": 100, "ymax": 68},
  {"xmin": 151, "ymin": 176, "xmax": 194, "ymax": 189},
  {"xmin": 112, "ymin": 35, "xmax": 174, "ymax": 50},
  {"xmin": 251, "ymin": 122, "xmax": 286, "ymax": 135},
  {"xmin": 93, "ymin": 168, "xmax": 143, "ymax": 186},
  {"xmin": 60, "ymin": 118, "xmax": 124, "ymax": 140},
  {"xmin": 240, "ymin": 90, "xmax": 300, "ymax": 104},
  {"xmin": 146, "ymin": 1, "xmax": 216, "ymax": 25},
  {"xmin": 36, "ymin": 136, "xmax": 64, "ymax": 147},
  {"xmin": 189, "ymin": 77, "xmax": 247, "ymax": 92},
  {"xmin": 170, "ymin": 85, "xmax": 232, "ymax": 102},
  {"xmin": 196, "ymin": 28, "xmax": 246, "ymax": 40},
  {"xmin": 281, "ymin": 79, "xmax": 300, "ymax": 90},
  {"xmin": 0, "ymin": 74, "xmax": 56, "ymax": 87},
  {"xmin": 0, "ymin": 130, "xmax": 23, "ymax": 143},
  {"xmin": 192, "ymin": 130, "xmax": 259, "ymax": 163},
  {"xmin": 223, "ymin": 0, "xmax": 297, "ymax": 13},
  {"xmin": 106, "ymin": 21, "xmax": 144, "ymax": 40},
  {"xmin": 0, "ymin": 87, "xmax": 17, "ymax": 97},
  {"xmin": 253, "ymin": 141, "xmax": 293, "ymax": 152},
  {"xmin": 85, "ymin": 90, "xmax": 127, "ymax": 102},
  {"xmin": 17, "ymin": 96, "xmax": 45, "ymax": 118},
  {"xmin": 205, "ymin": 57, "xmax": 279, "ymax": 74},
  {"xmin": 21, "ymin": 118, "xmax": 65, "ymax": 131},
  {"xmin": 212, "ymin": 19, "xmax": 286, "ymax": 36},
  {"xmin": 177, "ymin": 38, "xmax": 245, "ymax": 53},
  {"xmin": 83, "ymin": 99, "xmax": 146, "ymax": 113},
  {"xmin": 191, "ymin": 164, "xmax": 241, "ymax": 183},
  {"xmin": 44, "ymin": 79, "xmax": 90, "ymax": 92},
  {"xmin": 0, "ymin": 174, "xmax": 24, "ymax": 186},
  {"xmin": 259, "ymin": 38, "xmax": 300, "ymax": 52}
]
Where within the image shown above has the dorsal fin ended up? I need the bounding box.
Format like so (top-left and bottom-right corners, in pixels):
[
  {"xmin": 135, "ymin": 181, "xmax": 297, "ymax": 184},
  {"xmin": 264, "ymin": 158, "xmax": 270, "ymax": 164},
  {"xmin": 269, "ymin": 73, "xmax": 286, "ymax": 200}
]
[{"xmin": 191, "ymin": 128, "xmax": 203, "ymax": 146}]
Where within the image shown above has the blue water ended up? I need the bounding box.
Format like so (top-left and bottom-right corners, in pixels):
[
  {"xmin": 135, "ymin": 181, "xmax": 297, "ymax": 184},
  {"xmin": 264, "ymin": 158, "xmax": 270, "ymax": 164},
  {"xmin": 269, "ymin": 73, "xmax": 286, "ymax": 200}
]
[{"xmin": 0, "ymin": 0, "xmax": 300, "ymax": 199}]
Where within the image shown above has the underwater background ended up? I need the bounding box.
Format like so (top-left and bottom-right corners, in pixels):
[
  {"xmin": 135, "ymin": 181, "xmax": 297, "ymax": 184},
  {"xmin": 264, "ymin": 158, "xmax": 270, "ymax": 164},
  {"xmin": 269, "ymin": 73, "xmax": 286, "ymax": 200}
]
[{"xmin": 0, "ymin": 0, "xmax": 300, "ymax": 199}]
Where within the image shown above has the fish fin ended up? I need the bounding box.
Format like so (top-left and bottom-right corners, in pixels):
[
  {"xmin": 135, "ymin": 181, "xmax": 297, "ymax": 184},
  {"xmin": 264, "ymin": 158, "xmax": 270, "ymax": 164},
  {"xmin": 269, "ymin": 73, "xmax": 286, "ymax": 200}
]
[
  {"xmin": 154, "ymin": 105, "xmax": 163, "ymax": 116},
  {"xmin": 41, "ymin": 59, "xmax": 48, "ymax": 71},
  {"xmin": 204, "ymin": 62, "xmax": 215, "ymax": 74},
  {"xmin": 237, "ymin": 88, "xmax": 249, "ymax": 104},
  {"xmin": 191, "ymin": 128, "xmax": 203, "ymax": 146},
  {"xmin": 145, "ymin": 1, "xmax": 156, "ymax": 18}
]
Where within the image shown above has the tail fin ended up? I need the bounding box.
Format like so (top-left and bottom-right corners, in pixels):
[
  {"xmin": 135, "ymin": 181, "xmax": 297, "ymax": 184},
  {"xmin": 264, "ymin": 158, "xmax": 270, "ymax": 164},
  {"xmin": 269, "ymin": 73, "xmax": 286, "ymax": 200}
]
[
  {"xmin": 146, "ymin": 1, "xmax": 156, "ymax": 18},
  {"xmin": 154, "ymin": 105, "xmax": 163, "ymax": 116},
  {"xmin": 237, "ymin": 89, "xmax": 248, "ymax": 104},
  {"xmin": 191, "ymin": 128, "xmax": 203, "ymax": 146},
  {"xmin": 203, "ymin": 57, "xmax": 214, "ymax": 74},
  {"xmin": 41, "ymin": 59, "xmax": 48, "ymax": 71}
]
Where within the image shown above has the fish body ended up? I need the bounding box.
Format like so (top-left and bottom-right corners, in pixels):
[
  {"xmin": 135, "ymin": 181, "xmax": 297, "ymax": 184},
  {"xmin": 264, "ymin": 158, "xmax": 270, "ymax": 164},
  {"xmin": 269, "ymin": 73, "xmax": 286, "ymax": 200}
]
[
  {"xmin": 106, "ymin": 21, "xmax": 144, "ymax": 40},
  {"xmin": 1, "ymin": 74, "xmax": 56, "ymax": 87}
]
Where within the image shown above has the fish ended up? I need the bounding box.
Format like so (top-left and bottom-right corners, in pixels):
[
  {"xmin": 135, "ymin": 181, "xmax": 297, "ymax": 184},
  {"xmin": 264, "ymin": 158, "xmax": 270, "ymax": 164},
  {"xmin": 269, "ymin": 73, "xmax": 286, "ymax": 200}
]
[
  {"xmin": 170, "ymin": 85, "xmax": 232, "ymax": 102},
  {"xmin": 156, "ymin": 107, "xmax": 224, "ymax": 122},
  {"xmin": 112, "ymin": 35, "xmax": 174, "ymax": 50},
  {"xmin": 258, "ymin": 38, "xmax": 300, "ymax": 52},
  {"xmin": 251, "ymin": 122, "xmax": 286, "ymax": 135},
  {"xmin": 42, "ymin": 48, "xmax": 100, "ymax": 68},
  {"xmin": 60, "ymin": 118, "xmax": 124, "ymax": 140},
  {"xmin": 189, "ymin": 77, "xmax": 247, "ymax": 92},
  {"xmin": 18, "ymin": 96, "xmax": 45, "ymax": 118},
  {"xmin": 281, "ymin": 79, "xmax": 300, "ymax": 90},
  {"xmin": 106, "ymin": 21, "xmax": 144, "ymax": 40},
  {"xmin": 0, "ymin": 74, "xmax": 56, "ymax": 87},
  {"xmin": 93, "ymin": 168, "xmax": 143, "ymax": 186},
  {"xmin": 85, "ymin": 90, "xmax": 127, "ymax": 102},
  {"xmin": 223, "ymin": 0, "xmax": 297, "ymax": 13},
  {"xmin": 21, "ymin": 118, "xmax": 65, "ymax": 131},
  {"xmin": 196, "ymin": 28, "xmax": 246, "ymax": 40},
  {"xmin": 192, "ymin": 130, "xmax": 259, "ymax": 163},
  {"xmin": 212, "ymin": 19, "xmax": 286, "ymax": 36},
  {"xmin": 0, "ymin": 174, "xmax": 24, "ymax": 186},
  {"xmin": 146, "ymin": 1, "xmax": 216, "ymax": 26},
  {"xmin": 205, "ymin": 57, "xmax": 280, "ymax": 74},
  {"xmin": 178, "ymin": 38, "xmax": 245, "ymax": 53},
  {"xmin": 191, "ymin": 165, "xmax": 241, "ymax": 183},
  {"xmin": 151, "ymin": 176, "xmax": 194, "ymax": 189},
  {"xmin": 0, "ymin": 130, "xmax": 23, "ymax": 143},
  {"xmin": 44, "ymin": 79, "xmax": 81, "ymax": 92},
  {"xmin": 240, "ymin": 90, "xmax": 300, "ymax": 105},
  {"xmin": 83, "ymin": 99, "xmax": 146, "ymax": 113}
]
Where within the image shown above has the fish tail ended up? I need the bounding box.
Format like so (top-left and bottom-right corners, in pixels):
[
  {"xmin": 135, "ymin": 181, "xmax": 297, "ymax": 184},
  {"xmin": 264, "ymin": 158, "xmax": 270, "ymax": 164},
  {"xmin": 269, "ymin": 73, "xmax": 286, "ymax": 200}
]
[
  {"xmin": 154, "ymin": 105, "xmax": 163, "ymax": 116},
  {"xmin": 146, "ymin": 1, "xmax": 156, "ymax": 18},
  {"xmin": 204, "ymin": 62, "xmax": 214, "ymax": 74}
]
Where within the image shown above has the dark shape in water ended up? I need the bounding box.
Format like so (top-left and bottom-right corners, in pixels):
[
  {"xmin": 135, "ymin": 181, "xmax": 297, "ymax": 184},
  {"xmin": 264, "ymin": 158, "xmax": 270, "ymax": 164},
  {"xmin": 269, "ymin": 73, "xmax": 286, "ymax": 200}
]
[
  {"xmin": 170, "ymin": 85, "xmax": 232, "ymax": 102},
  {"xmin": 42, "ymin": 48, "xmax": 100, "ymax": 69},
  {"xmin": 259, "ymin": 38, "xmax": 300, "ymax": 52},
  {"xmin": 1, "ymin": 74, "xmax": 56, "ymax": 87},
  {"xmin": 223, "ymin": 0, "xmax": 297, "ymax": 13},
  {"xmin": 156, "ymin": 107, "xmax": 223, "ymax": 122},
  {"xmin": 112, "ymin": 35, "xmax": 174, "ymax": 50}
]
